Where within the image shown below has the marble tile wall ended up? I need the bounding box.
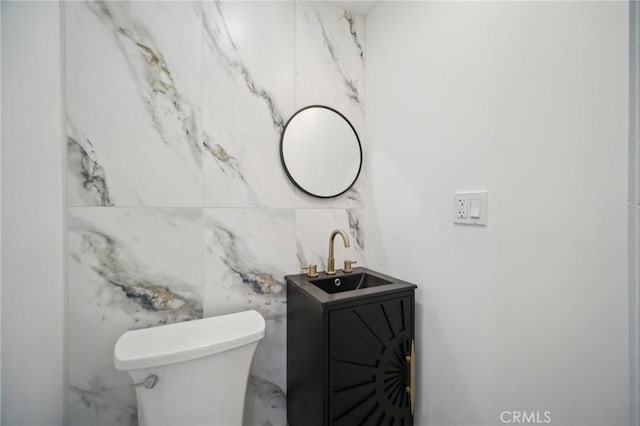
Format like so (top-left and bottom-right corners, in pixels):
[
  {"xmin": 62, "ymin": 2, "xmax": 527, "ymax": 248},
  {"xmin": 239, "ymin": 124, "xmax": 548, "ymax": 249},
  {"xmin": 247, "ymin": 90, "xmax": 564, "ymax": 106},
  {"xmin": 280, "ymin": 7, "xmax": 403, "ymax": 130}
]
[
  {"xmin": 295, "ymin": 2, "xmax": 365, "ymax": 209},
  {"xmin": 65, "ymin": 2, "xmax": 365, "ymax": 425}
]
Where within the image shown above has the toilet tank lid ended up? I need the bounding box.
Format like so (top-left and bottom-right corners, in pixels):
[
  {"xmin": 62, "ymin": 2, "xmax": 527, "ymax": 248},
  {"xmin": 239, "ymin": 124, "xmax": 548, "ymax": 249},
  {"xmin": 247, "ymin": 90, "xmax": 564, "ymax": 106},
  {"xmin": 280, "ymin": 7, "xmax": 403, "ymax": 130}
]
[{"xmin": 113, "ymin": 310, "xmax": 265, "ymax": 371}]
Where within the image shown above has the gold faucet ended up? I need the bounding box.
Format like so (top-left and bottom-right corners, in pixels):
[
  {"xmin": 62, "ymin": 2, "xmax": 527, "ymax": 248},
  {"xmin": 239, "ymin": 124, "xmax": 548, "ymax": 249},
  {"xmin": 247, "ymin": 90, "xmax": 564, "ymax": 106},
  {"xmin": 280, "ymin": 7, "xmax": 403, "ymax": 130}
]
[{"xmin": 326, "ymin": 229, "xmax": 350, "ymax": 275}]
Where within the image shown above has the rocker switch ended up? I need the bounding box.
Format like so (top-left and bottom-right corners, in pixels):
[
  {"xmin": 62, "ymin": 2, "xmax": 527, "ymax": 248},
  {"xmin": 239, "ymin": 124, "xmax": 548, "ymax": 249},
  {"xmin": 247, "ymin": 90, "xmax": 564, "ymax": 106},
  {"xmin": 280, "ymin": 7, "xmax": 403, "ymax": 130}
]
[{"xmin": 469, "ymin": 199, "xmax": 481, "ymax": 218}]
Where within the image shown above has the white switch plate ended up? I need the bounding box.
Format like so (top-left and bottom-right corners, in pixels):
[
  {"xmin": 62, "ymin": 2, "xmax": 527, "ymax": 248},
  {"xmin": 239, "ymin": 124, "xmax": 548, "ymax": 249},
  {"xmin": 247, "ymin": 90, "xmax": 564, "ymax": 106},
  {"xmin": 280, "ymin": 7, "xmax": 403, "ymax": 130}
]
[{"xmin": 454, "ymin": 191, "xmax": 488, "ymax": 225}]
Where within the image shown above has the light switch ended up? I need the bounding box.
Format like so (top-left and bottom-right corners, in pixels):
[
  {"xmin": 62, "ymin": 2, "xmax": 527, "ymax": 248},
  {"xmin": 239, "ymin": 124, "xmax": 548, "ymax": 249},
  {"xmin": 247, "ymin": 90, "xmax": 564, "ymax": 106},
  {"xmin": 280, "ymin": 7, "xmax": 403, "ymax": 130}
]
[
  {"xmin": 453, "ymin": 191, "xmax": 488, "ymax": 226},
  {"xmin": 470, "ymin": 199, "xmax": 481, "ymax": 218}
]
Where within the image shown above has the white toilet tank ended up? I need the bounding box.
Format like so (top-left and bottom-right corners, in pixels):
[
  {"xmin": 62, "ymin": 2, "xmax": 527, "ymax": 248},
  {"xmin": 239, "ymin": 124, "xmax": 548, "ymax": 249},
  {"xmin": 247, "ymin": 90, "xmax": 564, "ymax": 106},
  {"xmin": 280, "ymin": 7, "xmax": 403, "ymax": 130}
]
[{"xmin": 114, "ymin": 310, "xmax": 266, "ymax": 426}]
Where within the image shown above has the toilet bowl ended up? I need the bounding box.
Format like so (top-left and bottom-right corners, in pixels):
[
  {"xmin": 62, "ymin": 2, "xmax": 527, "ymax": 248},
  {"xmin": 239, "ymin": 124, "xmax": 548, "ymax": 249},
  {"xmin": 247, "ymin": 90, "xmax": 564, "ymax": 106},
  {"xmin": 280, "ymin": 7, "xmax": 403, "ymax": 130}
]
[{"xmin": 114, "ymin": 310, "xmax": 265, "ymax": 426}]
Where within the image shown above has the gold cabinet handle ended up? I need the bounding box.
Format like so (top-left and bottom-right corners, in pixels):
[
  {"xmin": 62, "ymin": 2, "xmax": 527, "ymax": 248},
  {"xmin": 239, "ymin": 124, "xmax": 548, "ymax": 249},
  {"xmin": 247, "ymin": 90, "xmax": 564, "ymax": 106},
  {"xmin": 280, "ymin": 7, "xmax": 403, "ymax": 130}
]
[{"xmin": 405, "ymin": 340, "xmax": 416, "ymax": 415}]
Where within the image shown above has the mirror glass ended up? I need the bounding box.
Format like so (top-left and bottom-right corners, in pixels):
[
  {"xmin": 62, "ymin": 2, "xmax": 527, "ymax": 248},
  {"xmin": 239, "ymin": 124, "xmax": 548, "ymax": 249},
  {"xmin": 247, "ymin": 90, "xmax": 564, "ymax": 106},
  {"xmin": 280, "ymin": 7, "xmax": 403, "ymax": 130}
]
[{"xmin": 280, "ymin": 106, "xmax": 362, "ymax": 198}]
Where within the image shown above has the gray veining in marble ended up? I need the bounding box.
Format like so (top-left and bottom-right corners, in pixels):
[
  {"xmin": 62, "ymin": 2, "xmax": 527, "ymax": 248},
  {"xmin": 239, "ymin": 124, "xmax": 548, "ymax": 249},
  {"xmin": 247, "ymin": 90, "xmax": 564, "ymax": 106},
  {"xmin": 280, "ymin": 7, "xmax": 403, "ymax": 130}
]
[
  {"xmin": 69, "ymin": 215, "xmax": 202, "ymax": 322},
  {"xmin": 203, "ymin": 208, "xmax": 295, "ymax": 320},
  {"xmin": 65, "ymin": 1, "xmax": 202, "ymax": 207},
  {"xmin": 202, "ymin": 2, "xmax": 285, "ymax": 133},
  {"xmin": 347, "ymin": 208, "xmax": 365, "ymax": 249},
  {"xmin": 247, "ymin": 375, "xmax": 287, "ymax": 426},
  {"xmin": 208, "ymin": 222, "xmax": 285, "ymax": 299},
  {"xmin": 88, "ymin": 1, "xmax": 202, "ymax": 164},
  {"xmin": 343, "ymin": 10, "xmax": 364, "ymax": 60},
  {"xmin": 203, "ymin": 133, "xmax": 252, "ymax": 189},
  {"xmin": 249, "ymin": 375, "xmax": 287, "ymax": 410},
  {"xmin": 67, "ymin": 132, "xmax": 113, "ymax": 207},
  {"xmin": 70, "ymin": 376, "xmax": 137, "ymax": 426},
  {"xmin": 201, "ymin": 1, "xmax": 295, "ymax": 208},
  {"xmin": 314, "ymin": 11, "xmax": 362, "ymax": 106}
]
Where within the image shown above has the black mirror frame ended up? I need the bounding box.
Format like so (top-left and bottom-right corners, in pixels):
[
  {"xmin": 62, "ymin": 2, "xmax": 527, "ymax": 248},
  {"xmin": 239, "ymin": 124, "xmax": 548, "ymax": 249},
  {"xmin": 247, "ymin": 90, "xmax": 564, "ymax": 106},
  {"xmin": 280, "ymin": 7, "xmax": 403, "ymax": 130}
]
[{"xmin": 279, "ymin": 105, "xmax": 363, "ymax": 199}]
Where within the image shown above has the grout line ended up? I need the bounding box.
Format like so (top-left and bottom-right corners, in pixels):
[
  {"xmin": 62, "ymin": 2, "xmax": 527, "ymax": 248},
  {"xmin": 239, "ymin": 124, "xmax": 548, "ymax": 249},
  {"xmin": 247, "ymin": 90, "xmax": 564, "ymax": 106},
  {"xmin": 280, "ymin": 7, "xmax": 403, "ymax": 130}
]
[
  {"xmin": 68, "ymin": 205, "xmax": 295, "ymax": 210},
  {"xmin": 65, "ymin": 204, "xmax": 365, "ymax": 210}
]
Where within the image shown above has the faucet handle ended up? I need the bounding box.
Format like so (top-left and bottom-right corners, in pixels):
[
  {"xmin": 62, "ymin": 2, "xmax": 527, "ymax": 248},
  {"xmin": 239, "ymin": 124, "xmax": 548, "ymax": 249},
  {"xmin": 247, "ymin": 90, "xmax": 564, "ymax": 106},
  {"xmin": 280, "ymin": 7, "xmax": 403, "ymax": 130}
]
[
  {"xmin": 302, "ymin": 264, "xmax": 319, "ymax": 278},
  {"xmin": 343, "ymin": 260, "xmax": 357, "ymax": 273}
]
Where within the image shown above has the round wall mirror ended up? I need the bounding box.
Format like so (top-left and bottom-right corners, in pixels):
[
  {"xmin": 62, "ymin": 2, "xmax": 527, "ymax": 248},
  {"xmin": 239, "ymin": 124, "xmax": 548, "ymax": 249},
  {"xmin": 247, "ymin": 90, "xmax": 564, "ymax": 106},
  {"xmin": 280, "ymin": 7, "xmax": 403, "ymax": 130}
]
[{"xmin": 280, "ymin": 105, "xmax": 362, "ymax": 198}]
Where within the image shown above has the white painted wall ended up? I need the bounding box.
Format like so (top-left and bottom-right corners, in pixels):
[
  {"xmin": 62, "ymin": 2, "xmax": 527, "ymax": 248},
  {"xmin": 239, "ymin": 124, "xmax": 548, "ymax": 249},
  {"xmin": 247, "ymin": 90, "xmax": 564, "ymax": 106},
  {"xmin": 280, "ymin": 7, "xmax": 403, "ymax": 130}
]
[
  {"xmin": 1, "ymin": 3, "xmax": 64, "ymax": 425},
  {"xmin": 630, "ymin": 2, "xmax": 640, "ymax": 424},
  {"xmin": 1, "ymin": 4, "xmax": 3, "ymax": 421},
  {"xmin": 365, "ymin": 2, "xmax": 629, "ymax": 425}
]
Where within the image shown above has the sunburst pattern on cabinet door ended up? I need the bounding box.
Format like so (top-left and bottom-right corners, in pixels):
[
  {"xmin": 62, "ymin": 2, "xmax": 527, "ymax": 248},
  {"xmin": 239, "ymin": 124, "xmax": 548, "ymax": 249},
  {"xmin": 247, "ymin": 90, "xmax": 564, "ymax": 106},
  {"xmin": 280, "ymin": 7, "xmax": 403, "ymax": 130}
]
[{"xmin": 329, "ymin": 296, "xmax": 413, "ymax": 426}]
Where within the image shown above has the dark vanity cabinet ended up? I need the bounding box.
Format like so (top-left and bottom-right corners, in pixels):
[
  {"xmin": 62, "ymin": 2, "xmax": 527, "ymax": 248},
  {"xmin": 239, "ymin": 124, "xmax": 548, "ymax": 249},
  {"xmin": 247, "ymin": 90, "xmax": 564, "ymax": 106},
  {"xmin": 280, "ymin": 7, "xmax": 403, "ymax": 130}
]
[{"xmin": 286, "ymin": 268, "xmax": 417, "ymax": 426}]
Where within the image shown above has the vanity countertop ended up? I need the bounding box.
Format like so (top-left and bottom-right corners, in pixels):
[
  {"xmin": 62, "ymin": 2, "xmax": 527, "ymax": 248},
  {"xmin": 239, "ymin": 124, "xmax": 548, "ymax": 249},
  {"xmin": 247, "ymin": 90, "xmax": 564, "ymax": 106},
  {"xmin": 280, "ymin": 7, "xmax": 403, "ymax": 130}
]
[{"xmin": 285, "ymin": 266, "xmax": 417, "ymax": 306}]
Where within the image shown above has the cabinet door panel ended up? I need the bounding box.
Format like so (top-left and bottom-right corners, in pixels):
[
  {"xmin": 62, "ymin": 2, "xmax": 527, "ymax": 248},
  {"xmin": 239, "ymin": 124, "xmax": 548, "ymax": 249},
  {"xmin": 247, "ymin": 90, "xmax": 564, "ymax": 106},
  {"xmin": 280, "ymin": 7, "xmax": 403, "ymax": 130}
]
[
  {"xmin": 330, "ymin": 308, "xmax": 386, "ymax": 362},
  {"xmin": 329, "ymin": 296, "xmax": 413, "ymax": 426}
]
